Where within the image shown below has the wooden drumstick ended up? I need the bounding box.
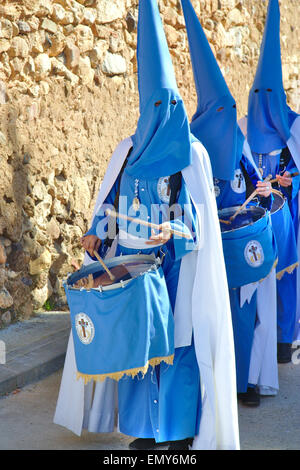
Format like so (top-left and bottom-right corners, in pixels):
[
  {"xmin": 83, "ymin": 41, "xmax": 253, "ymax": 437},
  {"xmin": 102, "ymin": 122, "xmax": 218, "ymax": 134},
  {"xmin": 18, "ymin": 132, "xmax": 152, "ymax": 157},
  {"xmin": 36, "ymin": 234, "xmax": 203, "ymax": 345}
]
[
  {"xmin": 93, "ymin": 250, "xmax": 115, "ymax": 281},
  {"xmin": 229, "ymin": 174, "xmax": 273, "ymax": 222},
  {"xmin": 269, "ymin": 171, "xmax": 299, "ymax": 185},
  {"xmin": 106, "ymin": 209, "xmax": 193, "ymax": 240},
  {"xmin": 219, "ymin": 218, "xmax": 231, "ymax": 226}
]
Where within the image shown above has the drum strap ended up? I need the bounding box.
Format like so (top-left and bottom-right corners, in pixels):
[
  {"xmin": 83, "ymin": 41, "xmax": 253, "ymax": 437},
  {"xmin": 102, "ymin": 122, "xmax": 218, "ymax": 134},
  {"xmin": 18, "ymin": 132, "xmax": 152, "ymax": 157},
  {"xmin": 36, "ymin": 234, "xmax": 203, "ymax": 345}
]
[
  {"xmin": 105, "ymin": 153, "xmax": 182, "ymax": 248},
  {"xmin": 240, "ymin": 160, "xmax": 255, "ymax": 199},
  {"xmin": 105, "ymin": 146, "xmax": 133, "ymax": 248},
  {"xmin": 168, "ymin": 172, "xmax": 182, "ymax": 221},
  {"xmin": 280, "ymin": 147, "xmax": 291, "ymax": 172},
  {"xmin": 279, "ymin": 147, "xmax": 292, "ymax": 198}
]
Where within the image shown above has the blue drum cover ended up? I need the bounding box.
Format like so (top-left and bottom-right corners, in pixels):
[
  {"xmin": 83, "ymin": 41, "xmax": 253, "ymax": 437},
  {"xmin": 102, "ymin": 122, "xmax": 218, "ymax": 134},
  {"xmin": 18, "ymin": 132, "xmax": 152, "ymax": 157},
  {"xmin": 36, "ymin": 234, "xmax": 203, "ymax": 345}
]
[
  {"xmin": 220, "ymin": 207, "xmax": 278, "ymax": 288},
  {"xmin": 64, "ymin": 263, "xmax": 174, "ymax": 383},
  {"xmin": 271, "ymin": 194, "xmax": 298, "ymax": 278}
]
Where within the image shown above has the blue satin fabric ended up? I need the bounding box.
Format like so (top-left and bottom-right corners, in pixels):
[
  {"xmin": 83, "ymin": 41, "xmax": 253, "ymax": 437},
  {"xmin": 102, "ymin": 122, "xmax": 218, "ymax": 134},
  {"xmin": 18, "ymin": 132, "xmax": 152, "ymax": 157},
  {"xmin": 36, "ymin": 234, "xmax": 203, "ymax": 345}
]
[
  {"xmin": 215, "ymin": 158, "xmax": 268, "ymax": 392},
  {"xmin": 181, "ymin": 0, "xmax": 244, "ymax": 181},
  {"xmin": 252, "ymin": 152, "xmax": 298, "ymax": 275},
  {"xmin": 247, "ymin": 0, "xmax": 298, "ymax": 154},
  {"xmin": 117, "ymin": 248, "xmax": 201, "ymax": 443},
  {"xmin": 127, "ymin": 0, "xmax": 192, "ymax": 179},
  {"xmin": 220, "ymin": 210, "xmax": 277, "ymax": 289},
  {"xmin": 65, "ymin": 261, "xmax": 174, "ymax": 379},
  {"xmin": 216, "ymin": 156, "xmax": 277, "ymax": 288},
  {"xmin": 277, "ymin": 269, "xmax": 297, "ymax": 343},
  {"xmin": 83, "ymin": 160, "xmax": 201, "ymax": 442},
  {"xmin": 271, "ymin": 197, "xmax": 298, "ymax": 275},
  {"xmin": 229, "ymin": 288, "xmax": 257, "ymax": 393},
  {"xmin": 251, "ymin": 151, "xmax": 298, "ymax": 343},
  {"xmin": 112, "ymin": 170, "xmax": 201, "ymax": 441}
]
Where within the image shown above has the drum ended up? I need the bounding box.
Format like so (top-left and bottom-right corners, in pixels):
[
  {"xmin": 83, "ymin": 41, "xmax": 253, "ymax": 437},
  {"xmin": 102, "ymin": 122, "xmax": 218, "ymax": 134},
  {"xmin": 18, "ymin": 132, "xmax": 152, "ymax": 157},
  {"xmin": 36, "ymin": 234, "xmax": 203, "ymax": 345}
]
[
  {"xmin": 270, "ymin": 190, "xmax": 285, "ymax": 215},
  {"xmin": 63, "ymin": 254, "xmax": 174, "ymax": 384},
  {"xmin": 219, "ymin": 205, "xmax": 278, "ymax": 288},
  {"xmin": 270, "ymin": 190, "xmax": 298, "ymax": 279}
]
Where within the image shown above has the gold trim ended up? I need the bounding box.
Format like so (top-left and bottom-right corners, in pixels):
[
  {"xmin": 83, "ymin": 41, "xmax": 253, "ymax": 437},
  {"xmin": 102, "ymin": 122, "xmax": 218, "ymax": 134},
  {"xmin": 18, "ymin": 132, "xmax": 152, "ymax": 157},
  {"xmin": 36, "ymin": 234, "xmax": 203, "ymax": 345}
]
[
  {"xmin": 76, "ymin": 355, "xmax": 174, "ymax": 385},
  {"xmin": 258, "ymin": 258, "xmax": 279, "ymax": 284},
  {"xmin": 231, "ymin": 258, "xmax": 278, "ymax": 290},
  {"xmin": 276, "ymin": 262, "xmax": 299, "ymax": 281}
]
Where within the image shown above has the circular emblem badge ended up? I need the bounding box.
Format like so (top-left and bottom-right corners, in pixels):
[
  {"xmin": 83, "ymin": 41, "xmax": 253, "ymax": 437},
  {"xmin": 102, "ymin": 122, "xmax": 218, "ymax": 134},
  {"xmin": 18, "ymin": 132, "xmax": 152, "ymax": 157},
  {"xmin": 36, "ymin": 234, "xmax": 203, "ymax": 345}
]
[
  {"xmin": 157, "ymin": 176, "xmax": 171, "ymax": 203},
  {"xmin": 244, "ymin": 241, "xmax": 264, "ymax": 268},
  {"xmin": 231, "ymin": 169, "xmax": 246, "ymax": 194},
  {"xmin": 75, "ymin": 313, "xmax": 95, "ymax": 345}
]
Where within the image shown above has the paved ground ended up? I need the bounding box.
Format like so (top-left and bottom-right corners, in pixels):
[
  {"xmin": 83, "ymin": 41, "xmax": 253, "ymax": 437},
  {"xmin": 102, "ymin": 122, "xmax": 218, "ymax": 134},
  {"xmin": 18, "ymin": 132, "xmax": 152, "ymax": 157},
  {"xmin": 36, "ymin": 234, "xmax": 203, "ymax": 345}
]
[
  {"xmin": 0, "ymin": 312, "xmax": 299, "ymax": 451},
  {"xmin": 0, "ymin": 312, "xmax": 70, "ymax": 396},
  {"xmin": 0, "ymin": 360, "xmax": 299, "ymax": 450}
]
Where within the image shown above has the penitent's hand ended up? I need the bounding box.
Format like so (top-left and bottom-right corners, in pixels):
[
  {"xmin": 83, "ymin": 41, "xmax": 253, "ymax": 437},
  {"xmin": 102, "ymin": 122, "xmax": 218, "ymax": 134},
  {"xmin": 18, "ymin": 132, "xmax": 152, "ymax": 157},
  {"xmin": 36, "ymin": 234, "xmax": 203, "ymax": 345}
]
[
  {"xmin": 81, "ymin": 235, "xmax": 102, "ymax": 257},
  {"xmin": 276, "ymin": 172, "xmax": 292, "ymax": 188},
  {"xmin": 256, "ymin": 180, "xmax": 272, "ymax": 198},
  {"xmin": 146, "ymin": 222, "xmax": 172, "ymax": 246}
]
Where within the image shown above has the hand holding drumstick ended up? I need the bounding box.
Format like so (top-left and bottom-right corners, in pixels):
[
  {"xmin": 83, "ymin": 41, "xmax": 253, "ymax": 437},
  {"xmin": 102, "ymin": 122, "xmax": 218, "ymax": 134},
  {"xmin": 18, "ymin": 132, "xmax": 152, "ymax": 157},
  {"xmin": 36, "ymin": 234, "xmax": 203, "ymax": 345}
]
[{"xmin": 80, "ymin": 235, "xmax": 115, "ymax": 282}]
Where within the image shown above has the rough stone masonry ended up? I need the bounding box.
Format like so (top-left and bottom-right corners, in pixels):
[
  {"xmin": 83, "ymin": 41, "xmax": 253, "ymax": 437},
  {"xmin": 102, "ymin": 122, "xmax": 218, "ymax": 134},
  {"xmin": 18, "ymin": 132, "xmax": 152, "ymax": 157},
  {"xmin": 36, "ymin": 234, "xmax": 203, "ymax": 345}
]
[{"xmin": 0, "ymin": 0, "xmax": 299, "ymax": 326}]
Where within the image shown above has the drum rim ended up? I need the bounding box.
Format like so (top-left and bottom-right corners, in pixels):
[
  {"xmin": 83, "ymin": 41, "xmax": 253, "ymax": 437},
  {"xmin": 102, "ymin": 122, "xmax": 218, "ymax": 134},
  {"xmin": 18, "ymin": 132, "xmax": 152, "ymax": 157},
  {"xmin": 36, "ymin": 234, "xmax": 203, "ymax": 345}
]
[
  {"xmin": 64, "ymin": 253, "xmax": 161, "ymax": 292},
  {"xmin": 218, "ymin": 204, "xmax": 267, "ymax": 234},
  {"xmin": 270, "ymin": 189, "xmax": 286, "ymax": 215}
]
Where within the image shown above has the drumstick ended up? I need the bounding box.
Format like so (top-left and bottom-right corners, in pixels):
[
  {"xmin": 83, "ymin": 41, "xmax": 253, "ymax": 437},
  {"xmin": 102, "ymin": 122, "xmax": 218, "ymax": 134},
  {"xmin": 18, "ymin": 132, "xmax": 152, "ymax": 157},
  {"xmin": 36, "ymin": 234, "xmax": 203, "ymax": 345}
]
[
  {"xmin": 93, "ymin": 250, "xmax": 115, "ymax": 281},
  {"xmin": 219, "ymin": 218, "xmax": 231, "ymax": 226},
  {"xmin": 269, "ymin": 171, "xmax": 299, "ymax": 185},
  {"xmin": 106, "ymin": 209, "xmax": 192, "ymax": 240},
  {"xmin": 229, "ymin": 174, "xmax": 273, "ymax": 222}
]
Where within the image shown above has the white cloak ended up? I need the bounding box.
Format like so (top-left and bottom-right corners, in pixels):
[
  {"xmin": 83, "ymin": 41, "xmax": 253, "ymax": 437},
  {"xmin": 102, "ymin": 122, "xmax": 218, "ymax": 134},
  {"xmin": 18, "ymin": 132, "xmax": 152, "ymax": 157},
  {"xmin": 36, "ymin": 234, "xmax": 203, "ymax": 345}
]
[{"xmin": 54, "ymin": 138, "xmax": 240, "ymax": 450}]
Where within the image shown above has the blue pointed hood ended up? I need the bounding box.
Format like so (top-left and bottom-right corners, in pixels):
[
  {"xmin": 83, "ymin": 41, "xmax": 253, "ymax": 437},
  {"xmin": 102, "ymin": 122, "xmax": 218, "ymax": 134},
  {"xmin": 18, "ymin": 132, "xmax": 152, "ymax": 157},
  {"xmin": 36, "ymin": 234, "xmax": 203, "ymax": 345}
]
[
  {"xmin": 181, "ymin": 0, "xmax": 244, "ymax": 181},
  {"xmin": 126, "ymin": 0, "xmax": 192, "ymax": 179},
  {"xmin": 247, "ymin": 0, "xmax": 298, "ymax": 154}
]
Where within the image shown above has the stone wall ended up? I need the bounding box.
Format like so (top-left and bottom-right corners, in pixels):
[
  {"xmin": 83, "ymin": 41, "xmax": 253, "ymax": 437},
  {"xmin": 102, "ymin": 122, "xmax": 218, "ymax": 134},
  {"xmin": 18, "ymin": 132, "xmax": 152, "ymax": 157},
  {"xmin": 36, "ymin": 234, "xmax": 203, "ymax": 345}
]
[{"xmin": 0, "ymin": 0, "xmax": 299, "ymax": 326}]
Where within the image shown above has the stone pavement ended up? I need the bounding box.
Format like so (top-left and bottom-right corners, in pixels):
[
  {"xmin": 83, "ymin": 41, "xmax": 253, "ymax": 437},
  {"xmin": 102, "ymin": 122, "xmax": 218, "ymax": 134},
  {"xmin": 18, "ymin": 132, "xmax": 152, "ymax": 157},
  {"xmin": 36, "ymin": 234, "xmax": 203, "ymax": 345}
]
[
  {"xmin": 0, "ymin": 313, "xmax": 299, "ymax": 450},
  {"xmin": 0, "ymin": 311, "xmax": 70, "ymax": 397}
]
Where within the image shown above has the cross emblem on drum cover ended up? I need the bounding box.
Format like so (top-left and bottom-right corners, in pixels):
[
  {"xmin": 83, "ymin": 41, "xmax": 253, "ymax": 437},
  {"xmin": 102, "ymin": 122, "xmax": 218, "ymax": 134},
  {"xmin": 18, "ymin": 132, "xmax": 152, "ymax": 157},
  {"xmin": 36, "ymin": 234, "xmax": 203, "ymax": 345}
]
[
  {"xmin": 237, "ymin": 173, "xmax": 243, "ymax": 188},
  {"xmin": 249, "ymin": 244, "xmax": 260, "ymax": 262},
  {"xmin": 78, "ymin": 318, "xmax": 88, "ymax": 338}
]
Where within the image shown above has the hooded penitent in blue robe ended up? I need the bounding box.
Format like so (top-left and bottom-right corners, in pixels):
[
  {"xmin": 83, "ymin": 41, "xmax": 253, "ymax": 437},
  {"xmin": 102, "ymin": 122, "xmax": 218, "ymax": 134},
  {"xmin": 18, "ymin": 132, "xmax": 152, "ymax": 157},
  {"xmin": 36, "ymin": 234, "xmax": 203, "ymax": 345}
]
[
  {"xmin": 247, "ymin": 0, "xmax": 299, "ymax": 345},
  {"xmin": 126, "ymin": 0, "xmax": 193, "ymax": 179},
  {"xmin": 247, "ymin": 0, "xmax": 298, "ymax": 155},
  {"xmin": 84, "ymin": 0, "xmax": 202, "ymax": 443},
  {"xmin": 180, "ymin": 0, "xmax": 244, "ymax": 182},
  {"xmin": 181, "ymin": 0, "xmax": 277, "ymax": 393}
]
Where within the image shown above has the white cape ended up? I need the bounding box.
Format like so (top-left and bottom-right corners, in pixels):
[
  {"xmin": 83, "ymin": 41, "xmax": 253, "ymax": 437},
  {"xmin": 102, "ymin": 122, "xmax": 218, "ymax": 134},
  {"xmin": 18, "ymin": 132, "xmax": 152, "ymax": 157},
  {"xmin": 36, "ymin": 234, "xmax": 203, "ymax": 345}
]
[{"xmin": 54, "ymin": 138, "xmax": 240, "ymax": 450}]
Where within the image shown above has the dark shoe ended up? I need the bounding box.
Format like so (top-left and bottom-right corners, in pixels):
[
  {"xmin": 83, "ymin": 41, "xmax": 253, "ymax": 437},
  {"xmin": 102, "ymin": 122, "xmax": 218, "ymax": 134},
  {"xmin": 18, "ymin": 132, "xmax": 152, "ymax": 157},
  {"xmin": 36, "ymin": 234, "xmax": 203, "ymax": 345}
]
[
  {"xmin": 168, "ymin": 438, "xmax": 193, "ymax": 450},
  {"xmin": 129, "ymin": 438, "xmax": 170, "ymax": 450},
  {"xmin": 277, "ymin": 343, "xmax": 292, "ymax": 364},
  {"xmin": 238, "ymin": 387, "xmax": 260, "ymax": 407}
]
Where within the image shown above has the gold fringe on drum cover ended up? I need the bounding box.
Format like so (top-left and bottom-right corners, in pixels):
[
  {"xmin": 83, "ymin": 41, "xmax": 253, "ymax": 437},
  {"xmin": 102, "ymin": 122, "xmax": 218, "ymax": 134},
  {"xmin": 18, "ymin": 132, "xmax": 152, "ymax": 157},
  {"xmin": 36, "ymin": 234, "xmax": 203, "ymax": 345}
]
[
  {"xmin": 76, "ymin": 354, "xmax": 175, "ymax": 385},
  {"xmin": 276, "ymin": 262, "xmax": 299, "ymax": 281}
]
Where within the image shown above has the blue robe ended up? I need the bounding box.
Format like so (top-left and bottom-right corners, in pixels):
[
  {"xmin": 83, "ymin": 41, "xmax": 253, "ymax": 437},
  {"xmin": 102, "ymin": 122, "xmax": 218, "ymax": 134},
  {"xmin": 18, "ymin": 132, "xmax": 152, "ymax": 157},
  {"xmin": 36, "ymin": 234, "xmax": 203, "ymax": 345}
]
[
  {"xmin": 252, "ymin": 150, "xmax": 299, "ymax": 344},
  {"xmin": 85, "ymin": 168, "xmax": 201, "ymax": 442},
  {"xmin": 215, "ymin": 155, "xmax": 268, "ymax": 393}
]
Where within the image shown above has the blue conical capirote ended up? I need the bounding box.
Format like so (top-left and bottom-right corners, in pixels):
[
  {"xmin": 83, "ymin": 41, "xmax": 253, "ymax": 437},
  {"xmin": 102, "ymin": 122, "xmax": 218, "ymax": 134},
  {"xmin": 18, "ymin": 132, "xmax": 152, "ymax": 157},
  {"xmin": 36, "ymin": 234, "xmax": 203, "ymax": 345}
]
[
  {"xmin": 126, "ymin": 0, "xmax": 192, "ymax": 179},
  {"xmin": 137, "ymin": 0, "xmax": 179, "ymax": 113},
  {"xmin": 247, "ymin": 0, "xmax": 298, "ymax": 154},
  {"xmin": 181, "ymin": 0, "xmax": 244, "ymax": 181}
]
